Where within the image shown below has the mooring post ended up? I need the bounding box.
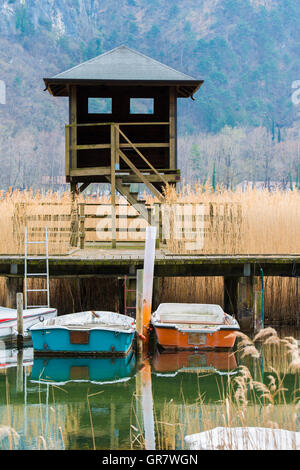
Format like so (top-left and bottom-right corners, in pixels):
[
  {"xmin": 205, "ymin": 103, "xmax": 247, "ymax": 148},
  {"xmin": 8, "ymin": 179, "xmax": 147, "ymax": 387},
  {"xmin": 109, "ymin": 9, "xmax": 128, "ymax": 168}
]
[
  {"xmin": 5, "ymin": 276, "xmax": 24, "ymax": 309},
  {"xmin": 142, "ymin": 226, "xmax": 157, "ymax": 342},
  {"xmin": 17, "ymin": 292, "xmax": 24, "ymax": 348},
  {"xmin": 253, "ymin": 273, "xmax": 264, "ymax": 333},
  {"xmin": 224, "ymin": 274, "xmax": 264, "ymax": 333},
  {"xmin": 136, "ymin": 269, "xmax": 144, "ymax": 359}
]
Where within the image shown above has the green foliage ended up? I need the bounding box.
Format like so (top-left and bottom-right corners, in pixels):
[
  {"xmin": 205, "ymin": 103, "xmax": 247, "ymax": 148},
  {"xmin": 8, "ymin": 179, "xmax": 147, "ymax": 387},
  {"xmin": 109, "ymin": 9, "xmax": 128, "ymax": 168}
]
[
  {"xmin": 38, "ymin": 16, "xmax": 52, "ymax": 32},
  {"xmin": 15, "ymin": 6, "xmax": 35, "ymax": 37}
]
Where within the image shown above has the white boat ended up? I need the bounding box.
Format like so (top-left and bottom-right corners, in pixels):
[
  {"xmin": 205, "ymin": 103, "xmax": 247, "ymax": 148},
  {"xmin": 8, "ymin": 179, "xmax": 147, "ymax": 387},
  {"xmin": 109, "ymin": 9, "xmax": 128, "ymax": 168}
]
[
  {"xmin": 185, "ymin": 427, "xmax": 300, "ymax": 450},
  {"xmin": 0, "ymin": 307, "xmax": 57, "ymax": 339}
]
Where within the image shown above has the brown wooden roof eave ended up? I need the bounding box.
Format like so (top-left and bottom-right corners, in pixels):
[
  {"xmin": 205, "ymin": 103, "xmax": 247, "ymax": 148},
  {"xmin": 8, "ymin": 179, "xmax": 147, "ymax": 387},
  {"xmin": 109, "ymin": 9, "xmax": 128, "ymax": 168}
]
[{"xmin": 43, "ymin": 78, "xmax": 204, "ymax": 98}]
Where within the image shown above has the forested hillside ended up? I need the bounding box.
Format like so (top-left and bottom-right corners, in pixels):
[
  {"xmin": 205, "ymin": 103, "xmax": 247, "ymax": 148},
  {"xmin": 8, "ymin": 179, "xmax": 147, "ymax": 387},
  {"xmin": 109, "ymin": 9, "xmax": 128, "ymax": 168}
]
[{"xmin": 0, "ymin": 0, "xmax": 299, "ymax": 189}]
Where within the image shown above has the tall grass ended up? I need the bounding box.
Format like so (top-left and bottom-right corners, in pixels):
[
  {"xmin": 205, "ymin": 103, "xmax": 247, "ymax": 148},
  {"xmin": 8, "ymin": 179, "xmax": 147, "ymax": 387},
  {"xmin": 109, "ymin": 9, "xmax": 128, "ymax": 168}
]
[
  {"xmin": 163, "ymin": 182, "xmax": 300, "ymax": 255},
  {"xmin": 0, "ymin": 186, "xmax": 298, "ymax": 320},
  {"xmin": 151, "ymin": 329, "xmax": 300, "ymax": 450},
  {"xmin": 155, "ymin": 276, "xmax": 299, "ymax": 325}
]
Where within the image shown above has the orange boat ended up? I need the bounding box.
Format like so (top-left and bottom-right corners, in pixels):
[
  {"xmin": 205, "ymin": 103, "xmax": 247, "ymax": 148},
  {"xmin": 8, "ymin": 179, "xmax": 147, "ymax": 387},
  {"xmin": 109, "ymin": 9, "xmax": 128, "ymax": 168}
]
[{"xmin": 151, "ymin": 303, "xmax": 240, "ymax": 350}]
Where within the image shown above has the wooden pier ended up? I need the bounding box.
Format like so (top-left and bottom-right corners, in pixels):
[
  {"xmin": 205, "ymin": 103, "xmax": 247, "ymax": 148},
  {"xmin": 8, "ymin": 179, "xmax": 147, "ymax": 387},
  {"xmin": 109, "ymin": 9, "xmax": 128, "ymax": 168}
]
[
  {"xmin": 0, "ymin": 250, "xmax": 299, "ymax": 278},
  {"xmin": 1, "ymin": 249, "xmax": 299, "ymax": 330}
]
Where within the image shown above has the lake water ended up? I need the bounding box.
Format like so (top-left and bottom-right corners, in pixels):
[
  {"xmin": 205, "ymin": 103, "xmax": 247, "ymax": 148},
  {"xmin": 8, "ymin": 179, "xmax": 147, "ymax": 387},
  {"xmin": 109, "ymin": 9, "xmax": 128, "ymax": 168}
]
[{"xmin": 0, "ymin": 328, "xmax": 299, "ymax": 450}]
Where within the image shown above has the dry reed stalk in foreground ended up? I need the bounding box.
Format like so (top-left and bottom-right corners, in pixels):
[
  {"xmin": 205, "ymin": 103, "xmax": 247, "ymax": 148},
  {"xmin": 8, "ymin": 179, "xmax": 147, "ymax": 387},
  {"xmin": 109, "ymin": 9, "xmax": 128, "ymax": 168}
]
[{"xmin": 152, "ymin": 329, "xmax": 300, "ymax": 450}]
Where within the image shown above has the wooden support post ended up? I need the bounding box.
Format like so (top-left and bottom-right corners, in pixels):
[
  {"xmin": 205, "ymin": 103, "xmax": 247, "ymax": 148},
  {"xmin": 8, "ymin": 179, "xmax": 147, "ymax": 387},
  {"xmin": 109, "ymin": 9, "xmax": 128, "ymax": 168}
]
[
  {"xmin": 5, "ymin": 277, "xmax": 24, "ymax": 309},
  {"xmin": 115, "ymin": 124, "xmax": 120, "ymax": 170},
  {"xmin": 152, "ymin": 277, "xmax": 160, "ymax": 313},
  {"xmin": 65, "ymin": 126, "xmax": 70, "ymax": 177},
  {"xmin": 70, "ymin": 85, "xmax": 77, "ymax": 171},
  {"xmin": 224, "ymin": 276, "xmax": 238, "ymax": 317},
  {"xmin": 154, "ymin": 203, "xmax": 162, "ymax": 248},
  {"xmin": 169, "ymin": 86, "xmax": 176, "ymax": 171},
  {"xmin": 70, "ymin": 182, "xmax": 79, "ymax": 247},
  {"xmin": 253, "ymin": 276, "xmax": 264, "ymax": 333},
  {"xmin": 236, "ymin": 276, "xmax": 254, "ymax": 331},
  {"xmin": 136, "ymin": 269, "xmax": 144, "ymax": 360},
  {"xmin": 79, "ymin": 204, "xmax": 85, "ymax": 250},
  {"xmin": 224, "ymin": 275, "xmax": 263, "ymax": 332},
  {"xmin": 17, "ymin": 292, "xmax": 23, "ymax": 348},
  {"xmin": 111, "ymin": 124, "xmax": 117, "ymax": 249}
]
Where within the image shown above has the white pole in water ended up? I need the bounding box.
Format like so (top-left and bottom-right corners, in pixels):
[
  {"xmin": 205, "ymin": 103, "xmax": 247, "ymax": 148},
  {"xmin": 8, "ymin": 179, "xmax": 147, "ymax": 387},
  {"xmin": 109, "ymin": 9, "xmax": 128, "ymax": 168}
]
[
  {"xmin": 142, "ymin": 226, "xmax": 157, "ymax": 342},
  {"xmin": 17, "ymin": 292, "xmax": 23, "ymax": 348},
  {"xmin": 136, "ymin": 269, "xmax": 144, "ymax": 359}
]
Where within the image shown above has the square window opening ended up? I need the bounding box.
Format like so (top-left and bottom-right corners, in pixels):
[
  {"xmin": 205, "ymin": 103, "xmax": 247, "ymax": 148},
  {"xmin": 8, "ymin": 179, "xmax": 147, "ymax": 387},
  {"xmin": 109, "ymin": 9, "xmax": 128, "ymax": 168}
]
[
  {"xmin": 88, "ymin": 97, "xmax": 112, "ymax": 114},
  {"xmin": 130, "ymin": 98, "xmax": 154, "ymax": 115}
]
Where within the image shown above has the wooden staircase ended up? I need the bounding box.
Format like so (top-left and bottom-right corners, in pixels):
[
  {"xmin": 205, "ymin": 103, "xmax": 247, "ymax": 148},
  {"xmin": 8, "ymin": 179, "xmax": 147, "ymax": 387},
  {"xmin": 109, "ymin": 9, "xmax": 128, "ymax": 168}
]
[
  {"xmin": 106, "ymin": 124, "xmax": 167, "ymax": 225},
  {"xmin": 105, "ymin": 174, "xmax": 164, "ymax": 223}
]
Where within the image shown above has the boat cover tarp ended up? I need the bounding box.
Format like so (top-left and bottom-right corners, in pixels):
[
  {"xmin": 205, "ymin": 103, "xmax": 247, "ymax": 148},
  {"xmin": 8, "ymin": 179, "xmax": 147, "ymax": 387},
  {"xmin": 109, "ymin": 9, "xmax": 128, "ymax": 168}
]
[
  {"xmin": 185, "ymin": 426, "xmax": 300, "ymax": 450},
  {"xmin": 154, "ymin": 303, "xmax": 225, "ymax": 324}
]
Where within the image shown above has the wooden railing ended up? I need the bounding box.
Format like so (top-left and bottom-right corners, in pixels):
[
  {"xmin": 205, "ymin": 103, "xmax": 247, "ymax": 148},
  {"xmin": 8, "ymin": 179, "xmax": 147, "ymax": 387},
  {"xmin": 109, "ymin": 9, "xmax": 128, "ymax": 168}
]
[{"xmin": 65, "ymin": 121, "xmax": 171, "ymax": 184}]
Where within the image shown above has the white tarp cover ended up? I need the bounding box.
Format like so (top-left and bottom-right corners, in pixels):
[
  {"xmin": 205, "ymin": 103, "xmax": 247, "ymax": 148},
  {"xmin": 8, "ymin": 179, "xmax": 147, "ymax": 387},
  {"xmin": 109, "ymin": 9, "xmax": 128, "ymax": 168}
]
[
  {"xmin": 154, "ymin": 303, "xmax": 225, "ymax": 324},
  {"xmin": 185, "ymin": 427, "xmax": 300, "ymax": 450},
  {"xmin": 30, "ymin": 311, "xmax": 135, "ymax": 332}
]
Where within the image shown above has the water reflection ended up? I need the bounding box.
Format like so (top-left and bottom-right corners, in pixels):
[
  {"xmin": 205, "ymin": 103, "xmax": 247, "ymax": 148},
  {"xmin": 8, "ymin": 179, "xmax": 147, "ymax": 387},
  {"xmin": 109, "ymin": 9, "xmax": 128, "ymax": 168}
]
[
  {"xmin": 0, "ymin": 330, "xmax": 299, "ymax": 450},
  {"xmin": 30, "ymin": 352, "xmax": 137, "ymax": 385},
  {"xmin": 152, "ymin": 350, "xmax": 238, "ymax": 376}
]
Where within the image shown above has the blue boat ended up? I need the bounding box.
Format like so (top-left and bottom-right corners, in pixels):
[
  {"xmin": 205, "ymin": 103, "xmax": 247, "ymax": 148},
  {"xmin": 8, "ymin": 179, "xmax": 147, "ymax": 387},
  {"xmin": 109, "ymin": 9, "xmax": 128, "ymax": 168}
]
[
  {"xmin": 29, "ymin": 310, "xmax": 136, "ymax": 356},
  {"xmin": 30, "ymin": 352, "xmax": 136, "ymax": 385}
]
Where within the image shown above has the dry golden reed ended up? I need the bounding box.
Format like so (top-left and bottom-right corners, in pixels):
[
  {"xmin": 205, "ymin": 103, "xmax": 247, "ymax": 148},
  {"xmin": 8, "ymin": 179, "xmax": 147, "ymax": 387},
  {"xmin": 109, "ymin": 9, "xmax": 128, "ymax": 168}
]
[{"xmin": 163, "ymin": 182, "xmax": 300, "ymax": 255}]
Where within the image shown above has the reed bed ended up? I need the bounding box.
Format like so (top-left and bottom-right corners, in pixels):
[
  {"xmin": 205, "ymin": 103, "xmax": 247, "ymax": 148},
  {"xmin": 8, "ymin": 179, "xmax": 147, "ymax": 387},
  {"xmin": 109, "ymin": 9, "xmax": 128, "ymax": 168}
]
[
  {"xmin": 162, "ymin": 182, "xmax": 300, "ymax": 255},
  {"xmin": 0, "ymin": 187, "xmax": 298, "ymax": 321},
  {"xmin": 0, "ymin": 184, "xmax": 299, "ymax": 255},
  {"xmin": 155, "ymin": 276, "xmax": 300, "ymax": 325}
]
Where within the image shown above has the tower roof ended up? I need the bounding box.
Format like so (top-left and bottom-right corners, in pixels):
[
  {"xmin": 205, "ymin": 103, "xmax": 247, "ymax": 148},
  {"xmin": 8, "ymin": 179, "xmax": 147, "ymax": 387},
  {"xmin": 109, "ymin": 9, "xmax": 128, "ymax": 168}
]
[{"xmin": 44, "ymin": 45, "xmax": 203, "ymax": 97}]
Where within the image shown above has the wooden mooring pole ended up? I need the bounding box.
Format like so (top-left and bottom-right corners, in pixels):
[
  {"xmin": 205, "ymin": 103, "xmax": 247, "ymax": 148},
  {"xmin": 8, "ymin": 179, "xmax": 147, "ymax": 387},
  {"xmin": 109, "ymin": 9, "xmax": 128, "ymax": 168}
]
[
  {"xmin": 136, "ymin": 269, "xmax": 144, "ymax": 360},
  {"xmin": 16, "ymin": 292, "xmax": 24, "ymax": 348},
  {"xmin": 224, "ymin": 273, "xmax": 264, "ymax": 333}
]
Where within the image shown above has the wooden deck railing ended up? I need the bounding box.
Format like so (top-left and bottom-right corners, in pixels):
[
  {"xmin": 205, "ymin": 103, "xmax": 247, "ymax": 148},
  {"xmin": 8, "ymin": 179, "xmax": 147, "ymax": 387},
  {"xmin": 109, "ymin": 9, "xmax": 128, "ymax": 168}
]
[
  {"xmin": 65, "ymin": 121, "xmax": 172, "ymax": 183},
  {"xmin": 13, "ymin": 201, "xmax": 242, "ymax": 252}
]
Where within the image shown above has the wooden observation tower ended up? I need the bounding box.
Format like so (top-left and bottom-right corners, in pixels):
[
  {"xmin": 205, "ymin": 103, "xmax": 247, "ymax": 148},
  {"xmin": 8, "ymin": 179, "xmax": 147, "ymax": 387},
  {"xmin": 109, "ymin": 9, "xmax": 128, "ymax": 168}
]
[{"xmin": 44, "ymin": 45, "xmax": 203, "ymax": 243}]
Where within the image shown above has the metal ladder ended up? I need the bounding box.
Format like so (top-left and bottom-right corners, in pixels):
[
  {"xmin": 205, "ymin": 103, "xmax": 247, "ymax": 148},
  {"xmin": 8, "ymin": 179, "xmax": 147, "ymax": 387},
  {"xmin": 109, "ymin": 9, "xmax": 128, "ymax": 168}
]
[{"xmin": 24, "ymin": 226, "xmax": 50, "ymax": 309}]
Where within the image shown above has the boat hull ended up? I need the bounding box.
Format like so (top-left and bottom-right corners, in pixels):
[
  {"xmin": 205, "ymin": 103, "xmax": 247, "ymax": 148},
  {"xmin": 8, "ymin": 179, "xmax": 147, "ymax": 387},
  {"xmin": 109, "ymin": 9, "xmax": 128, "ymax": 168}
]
[
  {"xmin": 153, "ymin": 325, "xmax": 238, "ymax": 350},
  {"xmin": 0, "ymin": 308, "xmax": 57, "ymax": 339},
  {"xmin": 31, "ymin": 327, "xmax": 135, "ymax": 356}
]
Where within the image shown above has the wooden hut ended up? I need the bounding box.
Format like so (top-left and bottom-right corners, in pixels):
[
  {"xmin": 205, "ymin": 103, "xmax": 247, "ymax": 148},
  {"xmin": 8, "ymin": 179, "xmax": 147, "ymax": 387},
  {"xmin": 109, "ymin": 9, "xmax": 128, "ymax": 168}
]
[{"xmin": 44, "ymin": 45, "xmax": 203, "ymax": 233}]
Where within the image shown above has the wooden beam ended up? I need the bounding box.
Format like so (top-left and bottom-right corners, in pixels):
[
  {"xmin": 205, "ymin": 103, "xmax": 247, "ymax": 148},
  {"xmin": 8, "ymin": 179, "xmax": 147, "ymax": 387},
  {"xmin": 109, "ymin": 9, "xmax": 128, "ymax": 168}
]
[
  {"xmin": 115, "ymin": 124, "xmax": 120, "ymax": 169},
  {"xmin": 117, "ymin": 127, "xmax": 167, "ymax": 185},
  {"xmin": 70, "ymin": 85, "xmax": 77, "ymax": 171},
  {"xmin": 78, "ymin": 182, "xmax": 91, "ymax": 193},
  {"xmin": 70, "ymin": 167, "xmax": 111, "ymax": 177},
  {"xmin": 65, "ymin": 126, "xmax": 70, "ymax": 177},
  {"xmin": 118, "ymin": 149, "xmax": 164, "ymax": 201},
  {"xmin": 169, "ymin": 87, "xmax": 176, "ymax": 170}
]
